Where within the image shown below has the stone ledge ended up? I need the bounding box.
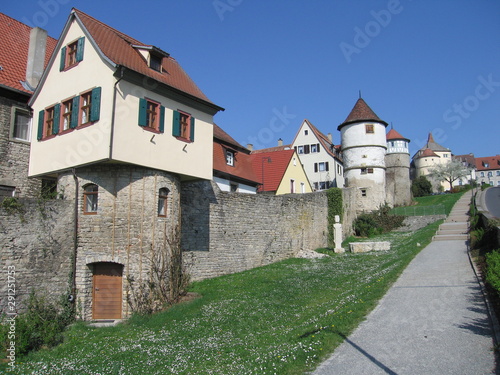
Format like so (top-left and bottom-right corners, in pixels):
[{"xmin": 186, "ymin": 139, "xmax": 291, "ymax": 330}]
[{"xmin": 350, "ymin": 241, "xmax": 391, "ymax": 253}]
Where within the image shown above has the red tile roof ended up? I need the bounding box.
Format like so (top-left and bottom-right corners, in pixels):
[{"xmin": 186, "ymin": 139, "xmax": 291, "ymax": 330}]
[
  {"xmin": 386, "ymin": 128, "xmax": 409, "ymax": 141},
  {"xmin": 250, "ymin": 149, "xmax": 295, "ymax": 192},
  {"xmin": 0, "ymin": 12, "xmax": 57, "ymax": 94},
  {"xmin": 251, "ymin": 145, "xmax": 292, "ymax": 153},
  {"xmin": 453, "ymin": 153, "xmax": 475, "ymax": 168},
  {"xmin": 338, "ymin": 98, "xmax": 388, "ymax": 130},
  {"xmin": 414, "ymin": 148, "xmax": 440, "ymax": 159},
  {"xmin": 72, "ymin": 9, "xmax": 221, "ymax": 110},
  {"xmin": 475, "ymin": 155, "xmax": 500, "ymax": 171},
  {"xmin": 213, "ymin": 124, "xmax": 259, "ymax": 185}
]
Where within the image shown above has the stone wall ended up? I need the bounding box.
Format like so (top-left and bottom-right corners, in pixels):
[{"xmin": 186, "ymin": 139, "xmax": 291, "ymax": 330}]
[
  {"xmin": 0, "ymin": 199, "xmax": 74, "ymax": 315},
  {"xmin": 386, "ymin": 153, "xmax": 412, "ymax": 207},
  {"xmin": 0, "ymin": 95, "xmax": 41, "ymax": 198},
  {"xmin": 181, "ymin": 181, "xmax": 356, "ymax": 281},
  {"xmin": 57, "ymin": 165, "xmax": 181, "ymax": 320}
]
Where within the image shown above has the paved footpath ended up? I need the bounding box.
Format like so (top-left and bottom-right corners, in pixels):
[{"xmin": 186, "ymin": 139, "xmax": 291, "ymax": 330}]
[{"xmin": 313, "ymin": 191, "xmax": 498, "ymax": 375}]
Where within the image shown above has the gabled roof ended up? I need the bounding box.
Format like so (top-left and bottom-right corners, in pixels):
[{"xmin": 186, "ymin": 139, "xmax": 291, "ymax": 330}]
[
  {"xmin": 250, "ymin": 149, "xmax": 295, "ymax": 192},
  {"xmin": 475, "ymin": 155, "xmax": 500, "ymax": 171},
  {"xmin": 30, "ymin": 9, "xmax": 223, "ymax": 113},
  {"xmin": 386, "ymin": 128, "xmax": 410, "ymax": 142},
  {"xmin": 293, "ymin": 119, "xmax": 342, "ymax": 162},
  {"xmin": 414, "ymin": 148, "xmax": 440, "ymax": 159},
  {"xmin": 453, "ymin": 153, "xmax": 475, "ymax": 168},
  {"xmin": 338, "ymin": 98, "xmax": 388, "ymax": 130},
  {"xmin": 213, "ymin": 124, "xmax": 260, "ymax": 185},
  {"xmin": 0, "ymin": 12, "xmax": 57, "ymax": 94},
  {"xmin": 419, "ymin": 132, "xmax": 450, "ymax": 152}
]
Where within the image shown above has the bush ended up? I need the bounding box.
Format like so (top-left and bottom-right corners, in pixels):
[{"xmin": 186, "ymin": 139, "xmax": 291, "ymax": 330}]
[
  {"xmin": 486, "ymin": 249, "xmax": 500, "ymax": 294},
  {"xmin": 411, "ymin": 176, "xmax": 433, "ymax": 197},
  {"xmin": 0, "ymin": 292, "xmax": 75, "ymax": 357},
  {"xmin": 353, "ymin": 205, "xmax": 405, "ymax": 237}
]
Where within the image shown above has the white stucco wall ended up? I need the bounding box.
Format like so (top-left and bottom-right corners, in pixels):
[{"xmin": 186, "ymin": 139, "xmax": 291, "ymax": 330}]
[{"xmin": 214, "ymin": 176, "xmax": 257, "ymax": 194}]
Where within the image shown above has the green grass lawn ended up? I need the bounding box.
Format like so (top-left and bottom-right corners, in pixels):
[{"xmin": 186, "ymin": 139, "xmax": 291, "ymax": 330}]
[
  {"xmin": 391, "ymin": 191, "xmax": 467, "ymax": 216},
  {"xmin": 4, "ymin": 219, "xmax": 443, "ymax": 375}
]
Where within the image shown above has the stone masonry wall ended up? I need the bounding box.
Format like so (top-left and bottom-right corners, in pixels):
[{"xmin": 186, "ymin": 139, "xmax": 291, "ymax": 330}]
[
  {"xmin": 181, "ymin": 181, "xmax": 357, "ymax": 281},
  {"xmin": 0, "ymin": 96, "xmax": 41, "ymax": 198},
  {"xmin": 0, "ymin": 199, "xmax": 74, "ymax": 315}
]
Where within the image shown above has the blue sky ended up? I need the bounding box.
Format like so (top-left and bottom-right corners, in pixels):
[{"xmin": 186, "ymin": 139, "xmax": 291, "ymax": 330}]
[{"xmin": 3, "ymin": 0, "xmax": 500, "ymax": 157}]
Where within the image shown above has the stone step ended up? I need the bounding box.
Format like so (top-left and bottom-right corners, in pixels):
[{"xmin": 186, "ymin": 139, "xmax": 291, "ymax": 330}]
[
  {"xmin": 440, "ymin": 222, "xmax": 468, "ymax": 230},
  {"xmin": 437, "ymin": 229, "xmax": 467, "ymax": 235},
  {"xmin": 432, "ymin": 234, "xmax": 469, "ymax": 241}
]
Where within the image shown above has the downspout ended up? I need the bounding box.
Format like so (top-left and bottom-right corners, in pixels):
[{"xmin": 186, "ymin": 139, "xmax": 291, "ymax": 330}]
[
  {"xmin": 109, "ymin": 66, "xmax": 125, "ymax": 159},
  {"xmin": 70, "ymin": 168, "xmax": 79, "ymax": 303}
]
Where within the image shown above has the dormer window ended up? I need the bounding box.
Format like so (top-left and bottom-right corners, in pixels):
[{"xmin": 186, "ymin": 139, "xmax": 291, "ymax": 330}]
[
  {"xmin": 149, "ymin": 54, "xmax": 162, "ymax": 72},
  {"xmin": 226, "ymin": 150, "xmax": 234, "ymax": 166}
]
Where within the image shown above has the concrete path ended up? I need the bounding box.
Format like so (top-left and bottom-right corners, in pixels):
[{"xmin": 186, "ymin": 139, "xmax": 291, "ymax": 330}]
[{"xmin": 313, "ymin": 191, "xmax": 498, "ymax": 375}]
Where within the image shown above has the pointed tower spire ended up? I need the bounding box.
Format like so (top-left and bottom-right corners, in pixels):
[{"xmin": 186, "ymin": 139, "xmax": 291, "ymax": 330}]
[
  {"xmin": 359, "ymin": 90, "xmax": 362, "ymax": 99},
  {"xmin": 338, "ymin": 97, "xmax": 388, "ymax": 130}
]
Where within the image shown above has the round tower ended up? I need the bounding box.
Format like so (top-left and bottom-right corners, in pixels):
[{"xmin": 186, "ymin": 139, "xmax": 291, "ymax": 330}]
[
  {"xmin": 338, "ymin": 98, "xmax": 388, "ymax": 212},
  {"xmin": 385, "ymin": 128, "xmax": 411, "ymax": 206}
]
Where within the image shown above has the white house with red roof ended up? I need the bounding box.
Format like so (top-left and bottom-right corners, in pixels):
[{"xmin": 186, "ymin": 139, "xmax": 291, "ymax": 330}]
[
  {"xmin": 0, "ymin": 13, "xmax": 57, "ymax": 198},
  {"xmin": 213, "ymin": 124, "xmax": 260, "ymax": 193},
  {"xmin": 475, "ymin": 155, "xmax": 500, "ymax": 187},
  {"xmin": 26, "ymin": 8, "xmax": 224, "ymax": 321},
  {"xmin": 291, "ymin": 119, "xmax": 344, "ymax": 191}
]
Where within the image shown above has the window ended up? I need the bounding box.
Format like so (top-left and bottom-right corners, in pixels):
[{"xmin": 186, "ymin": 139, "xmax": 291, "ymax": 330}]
[
  {"xmin": 0, "ymin": 185, "xmax": 15, "ymax": 198},
  {"xmin": 43, "ymin": 105, "xmax": 60, "ymax": 138},
  {"xmin": 11, "ymin": 107, "xmax": 31, "ymax": 141},
  {"xmin": 361, "ymin": 189, "xmax": 367, "ymax": 197},
  {"xmin": 157, "ymin": 188, "xmax": 169, "ymax": 217},
  {"xmin": 361, "ymin": 168, "xmax": 367, "ymax": 174},
  {"xmin": 304, "ymin": 130, "xmax": 308, "ymax": 136},
  {"xmin": 297, "ymin": 146, "xmax": 304, "ymax": 154},
  {"xmin": 488, "ymin": 172, "xmax": 493, "ymax": 177},
  {"xmin": 367, "ymin": 168, "xmax": 374, "ymax": 174},
  {"xmin": 149, "ymin": 54, "xmax": 162, "ymax": 72},
  {"xmin": 146, "ymin": 101, "xmax": 159, "ymax": 128},
  {"xmin": 172, "ymin": 110, "xmax": 195, "ymax": 141},
  {"xmin": 365, "ymin": 124, "xmax": 374, "ymax": 134},
  {"xmin": 60, "ymin": 37, "xmax": 85, "ymax": 71},
  {"xmin": 444, "ymin": 154, "xmax": 449, "ymax": 158},
  {"xmin": 226, "ymin": 150, "xmax": 234, "ymax": 166},
  {"xmin": 138, "ymin": 98, "xmax": 164, "ymax": 132},
  {"xmin": 314, "ymin": 162, "xmax": 329, "ymax": 172},
  {"xmin": 79, "ymin": 87, "xmax": 101, "ymax": 126},
  {"xmin": 481, "ymin": 172, "xmax": 485, "ymax": 177},
  {"xmin": 290, "ymin": 179, "xmax": 295, "ymax": 193},
  {"xmin": 497, "ymin": 171, "xmax": 500, "ymax": 176},
  {"xmin": 83, "ymin": 184, "xmax": 98, "ymax": 214},
  {"xmin": 311, "ymin": 144, "xmax": 318, "ymax": 153},
  {"xmin": 230, "ymin": 183, "xmax": 238, "ymax": 192},
  {"xmin": 61, "ymin": 98, "xmax": 74, "ymax": 131}
]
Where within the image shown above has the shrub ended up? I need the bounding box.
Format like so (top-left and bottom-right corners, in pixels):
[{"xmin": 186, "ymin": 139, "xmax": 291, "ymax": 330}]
[
  {"xmin": 353, "ymin": 205, "xmax": 406, "ymax": 237},
  {"xmin": 411, "ymin": 176, "xmax": 432, "ymax": 197},
  {"xmin": 0, "ymin": 292, "xmax": 75, "ymax": 357},
  {"xmin": 353, "ymin": 214, "xmax": 382, "ymax": 237},
  {"xmin": 486, "ymin": 249, "xmax": 500, "ymax": 294}
]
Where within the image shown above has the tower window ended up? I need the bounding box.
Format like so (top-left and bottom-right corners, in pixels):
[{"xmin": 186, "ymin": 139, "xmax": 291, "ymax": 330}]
[
  {"xmin": 361, "ymin": 189, "xmax": 367, "ymax": 197},
  {"xmin": 365, "ymin": 124, "xmax": 374, "ymax": 134},
  {"xmin": 158, "ymin": 188, "xmax": 169, "ymax": 217},
  {"xmin": 83, "ymin": 184, "xmax": 98, "ymax": 214}
]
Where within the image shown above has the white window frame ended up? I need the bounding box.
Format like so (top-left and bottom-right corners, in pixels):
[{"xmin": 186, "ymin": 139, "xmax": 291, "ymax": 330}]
[
  {"xmin": 226, "ymin": 150, "xmax": 234, "ymax": 166},
  {"xmin": 10, "ymin": 107, "xmax": 31, "ymax": 143}
]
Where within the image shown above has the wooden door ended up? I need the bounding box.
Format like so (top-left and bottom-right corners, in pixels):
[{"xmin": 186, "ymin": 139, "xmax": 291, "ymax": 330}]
[{"xmin": 92, "ymin": 262, "xmax": 123, "ymax": 320}]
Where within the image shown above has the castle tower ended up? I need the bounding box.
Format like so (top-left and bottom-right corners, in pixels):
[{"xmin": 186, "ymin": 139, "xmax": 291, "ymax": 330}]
[
  {"xmin": 385, "ymin": 128, "xmax": 411, "ymax": 206},
  {"xmin": 338, "ymin": 98, "xmax": 388, "ymax": 212}
]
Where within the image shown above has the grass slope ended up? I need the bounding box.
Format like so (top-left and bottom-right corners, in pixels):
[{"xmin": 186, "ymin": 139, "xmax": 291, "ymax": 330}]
[{"xmin": 6, "ymin": 221, "xmax": 442, "ymax": 375}]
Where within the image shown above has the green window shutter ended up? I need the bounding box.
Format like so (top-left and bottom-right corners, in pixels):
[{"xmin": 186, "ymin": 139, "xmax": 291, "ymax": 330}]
[
  {"xmin": 189, "ymin": 117, "xmax": 195, "ymax": 142},
  {"xmin": 70, "ymin": 96, "xmax": 80, "ymax": 128},
  {"xmin": 138, "ymin": 98, "xmax": 147, "ymax": 127},
  {"xmin": 172, "ymin": 110, "xmax": 180, "ymax": 136},
  {"xmin": 37, "ymin": 110, "xmax": 45, "ymax": 140},
  {"xmin": 314, "ymin": 163, "xmax": 318, "ymax": 173},
  {"xmin": 59, "ymin": 46, "xmax": 66, "ymax": 71},
  {"xmin": 159, "ymin": 105, "xmax": 165, "ymax": 133},
  {"xmin": 53, "ymin": 104, "xmax": 60, "ymax": 135},
  {"xmin": 76, "ymin": 37, "xmax": 85, "ymax": 62},
  {"xmin": 90, "ymin": 87, "xmax": 101, "ymax": 122}
]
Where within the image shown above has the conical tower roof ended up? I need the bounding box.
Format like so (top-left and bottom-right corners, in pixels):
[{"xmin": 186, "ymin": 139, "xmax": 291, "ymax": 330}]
[
  {"xmin": 338, "ymin": 98, "xmax": 388, "ymax": 130},
  {"xmin": 419, "ymin": 132, "xmax": 449, "ymax": 152},
  {"xmin": 386, "ymin": 128, "xmax": 410, "ymax": 142}
]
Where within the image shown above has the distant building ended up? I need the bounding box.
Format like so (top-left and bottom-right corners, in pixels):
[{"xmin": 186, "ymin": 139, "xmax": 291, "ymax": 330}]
[
  {"xmin": 0, "ymin": 13, "xmax": 57, "ymax": 198},
  {"xmin": 291, "ymin": 119, "xmax": 344, "ymax": 190},
  {"xmin": 412, "ymin": 133, "xmax": 452, "ymax": 191},
  {"xmin": 251, "ymin": 145, "xmax": 312, "ymax": 195},
  {"xmin": 386, "ymin": 128, "xmax": 411, "ymax": 206},
  {"xmin": 475, "ymin": 155, "xmax": 500, "ymax": 187},
  {"xmin": 453, "ymin": 153, "xmax": 476, "ymax": 187},
  {"xmin": 213, "ymin": 124, "xmax": 260, "ymax": 193}
]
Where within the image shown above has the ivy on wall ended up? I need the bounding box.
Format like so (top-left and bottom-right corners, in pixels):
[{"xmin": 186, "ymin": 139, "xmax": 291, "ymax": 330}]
[{"xmin": 327, "ymin": 188, "xmax": 343, "ymax": 248}]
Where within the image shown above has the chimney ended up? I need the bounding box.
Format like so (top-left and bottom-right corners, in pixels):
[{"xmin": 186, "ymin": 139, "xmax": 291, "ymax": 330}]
[
  {"xmin": 327, "ymin": 133, "xmax": 332, "ymax": 142},
  {"xmin": 26, "ymin": 27, "xmax": 47, "ymax": 89},
  {"xmin": 278, "ymin": 138, "xmax": 283, "ymax": 147},
  {"xmin": 247, "ymin": 144, "xmax": 253, "ymax": 151}
]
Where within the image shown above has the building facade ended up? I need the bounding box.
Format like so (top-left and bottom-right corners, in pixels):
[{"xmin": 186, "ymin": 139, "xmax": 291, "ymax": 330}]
[{"xmin": 385, "ymin": 128, "xmax": 411, "ymax": 206}]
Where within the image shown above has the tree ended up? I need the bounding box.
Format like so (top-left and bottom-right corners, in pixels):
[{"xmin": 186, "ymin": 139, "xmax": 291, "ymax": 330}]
[
  {"xmin": 428, "ymin": 160, "xmax": 471, "ymax": 191},
  {"xmin": 411, "ymin": 176, "xmax": 433, "ymax": 197}
]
